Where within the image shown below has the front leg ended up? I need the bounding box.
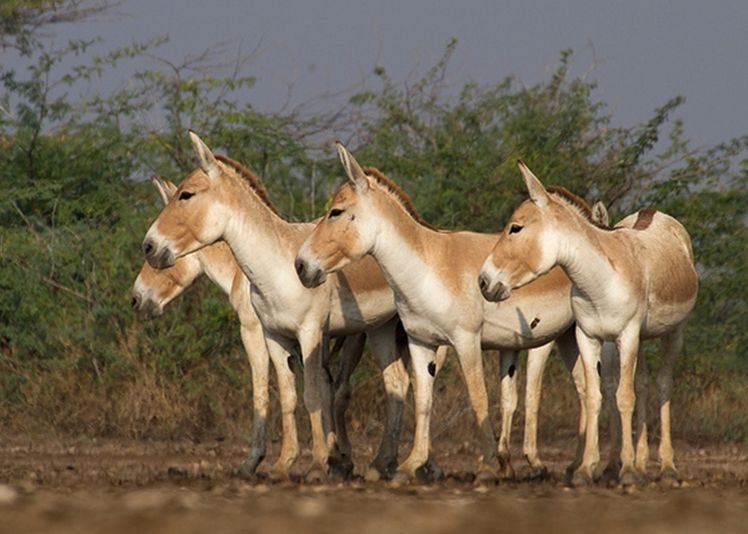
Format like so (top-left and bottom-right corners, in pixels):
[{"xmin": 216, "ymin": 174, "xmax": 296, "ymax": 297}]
[
  {"xmin": 600, "ymin": 342, "xmax": 622, "ymax": 485},
  {"xmin": 298, "ymin": 327, "xmax": 335, "ymax": 483},
  {"xmin": 522, "ymin": 342, "xmax": 554, "ymax": 480},
  {"xmin": 394, "ymin": 339, "xmax": 437, "ymax": 484},
  {"xmin": 263, "ymin": 330, "xmax": 299, "ymax": 480},
  {"xmin": 572, "ymin": 326, "xmax": 603, "ymax": 486},
  {"xmin": 366, "ymin": 321, "xmax": 410, "ymax": 481},
  {"xmin": 236, "ymin": 322, "xmax": 270, "ymax": 478},
  {"xmin": 331, "ymin": 334, "xmax": 366, "ymax": 480},
  {"xmin": 616, "ymin": 326, "xmax": 642, "ymax": 486},
  {"xmin": 555, "ymin": 327, "xmax": 587, "ymax": 481},
  {"xmin": 497, "ymin": 350, "xmax": 519, "ymax": 479},
  {"xmin": 454, "ymin": 334, "xmax": 501, "ymax": 483}
]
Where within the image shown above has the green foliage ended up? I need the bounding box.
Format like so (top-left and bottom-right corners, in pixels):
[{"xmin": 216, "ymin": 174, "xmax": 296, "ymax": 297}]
[{"xmin": 1, "ymin": 32, "xmax": 746, "ymax": 441}]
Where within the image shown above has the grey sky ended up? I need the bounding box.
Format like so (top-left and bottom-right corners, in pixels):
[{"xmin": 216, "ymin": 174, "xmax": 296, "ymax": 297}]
[{"xmin": 25, "ymin": 0, "xmax": 748, "ymax": 148}]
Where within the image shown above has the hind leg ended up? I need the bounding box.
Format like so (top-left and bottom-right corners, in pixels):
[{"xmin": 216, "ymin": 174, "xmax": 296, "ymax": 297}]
[
  {"xmin": 497, "ymin": 351, "xmax": 519, "ymax": 479},
  {"xmin": 600, "ymin": 342, "xmax": 622, "ymax": 484},
  {"xmin": 237, "ymin": 322, "xmax": 270, "ymax": 478},
  {"xmin": 265, "ymin": 333, "xmax": 299, "ymax": 480},
  {"xmin": 522, "ymin": 342, "xmax": 554, "ymax": 479},
  {"xmin": 657, "ymin": 322, "xmax": 686, "ymax": 485},
  {"xmin": 394, "ymin": 340, "xmax": 438, "ymax": 483},
  {"xmin": 366, "ymin": 320, "xmax": 411, "ymax": 481},
  {"xmin": 634, "ymin": 345, "xmax": 650, "ymax": 477},
  {"xmin": 330, "ymin": 334, "xmax": 366, "ymax": 480},
  {"xmin": 555, "ymin": 327, "xmax": 588, "ymax": 481}
]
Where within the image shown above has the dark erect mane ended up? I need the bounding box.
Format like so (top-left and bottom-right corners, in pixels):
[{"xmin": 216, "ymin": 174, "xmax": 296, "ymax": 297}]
[
  {"xmin": 215, "ymin": 154, "xmax": 281, "ymax": 216},
  {"xmin": 547, "ymin": 186, "xmax": 609, "ymax": 230},
  {"xmin": 363, "ymin": 167, "xmax": 442, "ymax": 231}
]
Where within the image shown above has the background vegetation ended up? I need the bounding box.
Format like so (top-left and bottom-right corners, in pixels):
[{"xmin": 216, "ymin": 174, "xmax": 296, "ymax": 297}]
[{"xmin": 1, "ymin": 2, "xmax": 746, "ymax": 449}]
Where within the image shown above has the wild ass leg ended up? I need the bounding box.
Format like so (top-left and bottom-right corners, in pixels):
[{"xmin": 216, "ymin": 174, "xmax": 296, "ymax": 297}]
[
  {"xmin": 522, "ymin": 342, "xmax": 554, "ymax": 479},
  {"xmin": 394, "ymin": 339, "xmax": 437, "ymax": 483},
  {"xmin": 657, "ymin": 322, "xmax": 686, "ymax": 485},
  {"xmin": 366, "ymin": 322, "xmax": 411, "ymax": 481},
  {"xmin": 634, "ymin": 345, "xmax": 650, "ymax": 477},
  {"xmin": 331, "ymin": 334, "xmax": 366, "ymax": 480},
  {"xmin": 264, "ymin": 332, "xmax": 299, "ymax": 480},
  {"xmin": 600, "ymin": 342, "xmax": 622, "ymax": 485},
  {"xmin": 497, "ymin": 350, "xmax": 519, "ymax": 479},
  {"xmin": 455, "ymin": 335, "xmax": 502, "ymax": 483},
  {"xmin": 298, "ymin": 328, "xmax": 335, "ymax": 483},
  {"xmin": 572, "ymin": 327, "xmax": 603, "ymax": 486},
  {"xmin": 616, "ymin": 327, "xmax": 642, "ymax": 486},
  {"xmin": 553, "ymin": 327, "xmax": 588, "ymax": 482},
  {"xmin": 237, "ymin": 323, "xmax": 270, "ymax": 478}
]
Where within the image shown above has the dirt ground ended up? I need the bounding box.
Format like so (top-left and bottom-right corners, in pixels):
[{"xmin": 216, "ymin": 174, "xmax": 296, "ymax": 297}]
[{"xmin": 0, "ymin": 437, "xmax": 746, "ymax": 534}]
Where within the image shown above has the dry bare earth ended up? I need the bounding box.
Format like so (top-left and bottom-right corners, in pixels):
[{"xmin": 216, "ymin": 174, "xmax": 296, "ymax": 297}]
[{"xmin": 0, "ymin": 438, "xmax": 746, "ymax": 534}]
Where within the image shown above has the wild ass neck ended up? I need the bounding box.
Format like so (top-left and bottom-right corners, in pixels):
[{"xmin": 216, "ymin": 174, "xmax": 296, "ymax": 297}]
[
  {"xmin": 555, "ymin": 210, "xmax": 626, "ymax": 306},
  {"xmin": 368, "ymin": 196, "xmax": 455, "ymax": 310},
  {"xmin": 220, "ymin": 181, "xmax": 309, "ymax": 298}
]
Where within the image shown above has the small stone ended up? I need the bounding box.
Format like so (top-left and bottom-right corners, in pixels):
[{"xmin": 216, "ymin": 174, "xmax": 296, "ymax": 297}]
[
  {"xmin": 0, "ymin": 485, "xmax": 18, "ymax": 505},
  {"xmin": 296, "ymin": 498, "xmax": 326, "ymax": 518}
]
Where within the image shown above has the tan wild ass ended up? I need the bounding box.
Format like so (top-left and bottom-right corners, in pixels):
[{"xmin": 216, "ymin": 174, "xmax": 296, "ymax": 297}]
[
  {"xmin": 479, "ymin": 162, "xmax": 698, "ymax": 486},
  {"xmin": 142, "ymin": 132, "xmax": 434, "ymax": 482},
  {"xmin": 295, "ymin": 143, "xmax": 594, "ymax": 483},
  {"xmin": 132, "ymin": 176, "xmax": 383, "ymax": 479}
]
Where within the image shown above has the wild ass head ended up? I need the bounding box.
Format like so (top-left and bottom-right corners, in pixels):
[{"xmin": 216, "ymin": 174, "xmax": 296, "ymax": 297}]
[
  {"xmin": 479, "ymin": 162, "xmax": 600, "ymax": 302},
  {"xmin": 132, "ymin": 176, "xmax": 205, "ymax": 319},
  {"xmin": 295, "ymin": 142, "xmax": 383, "ymax": 288},
  {"xmin": 142, "ymin": 131, "xmax": 276, "ymax": 269}
]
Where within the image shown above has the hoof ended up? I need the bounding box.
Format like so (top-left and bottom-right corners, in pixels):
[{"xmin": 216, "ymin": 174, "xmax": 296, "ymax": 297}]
[
  {"xmin": 600, "ymin": 464, "xmax": 620, "ymax": 487},
  {"xmin": 475, "ymin": 467, "xmax": 499, "ymax": 485},
  {"xmin": 236, "ymin": 462, "xmax": 258, "ymax": 480},
  {"xmin": 519, "ymin": 465, "xmax": 550, "ymax": 481},
  {"xmin": 619, "ymin": 468, "xmax": 646, "ymax": 487},
  {"xmin": 365, "ymin": 467, "xmax": 383, "ymax": 483},
  {"xmin": 236, "ymin": 452, "xmax": 264, "ymax": 480},
  {"xmin": 570, "ymin": 470, "xmax": 594, "ymax": 487},
  {"xmin": 391, "ymin": 470, "xmax": 413, "ymax": 486},
  {"xmin": 268, "ymin": 463, "xmax": 291, "ymax": 482},
  {"xmin": 365, "ymin": 461, "xmax": 396, "ymax": 482},
  {"xmin": 498, "ymin": 464, "xmax": 515, "ymax": 480},
  {"xmin": 414, "ymin": 458, "xmax": 445, "ymax": 482},
  {"xmin": 328, "ymin": 456, "xmax": 354, "ymax": 482},
  {"xmin": 305, "ymin": 466, "xmax": 328, "ymax": 484},
  {"xmin": 658, "ymin": 468, "xmax": 681, "ymax": 488}
]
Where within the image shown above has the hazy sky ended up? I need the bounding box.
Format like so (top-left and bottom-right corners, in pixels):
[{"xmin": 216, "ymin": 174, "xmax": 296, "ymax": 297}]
[{"xmin": 24, "ymin": 0, "xmax": 748, "ymax": 148}]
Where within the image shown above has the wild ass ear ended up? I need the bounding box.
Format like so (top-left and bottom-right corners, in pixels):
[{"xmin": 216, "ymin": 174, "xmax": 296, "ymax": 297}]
[
  {"xmin": 517, "ymin": 161, "xmax": 549, "ymax": 208},
  {"xmin": 189, "ymin": 130, "xmax": 220, "ymax": 179},
  {"xmin": 335, "ymin": 141, "xmax": 369, "ymax": 194},
  {"xmin": 591, "ymin": 201, "xmax": 610, "ymax": 227},
  {"xmin": 151, "ymin": 175, "xmax": 178, "ymax": 206}
]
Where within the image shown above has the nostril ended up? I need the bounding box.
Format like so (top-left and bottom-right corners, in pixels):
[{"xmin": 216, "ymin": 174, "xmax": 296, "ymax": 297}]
[
  {"xmin": 131, "ymin": 295, "xmax": 140, "ymax": 309},
  {"xmin": 294, "ymin": 258, "xmax": 305, "ymax": 278},
  {"xmin": 478, "ymin": 274, "xmax": 487, "ymax": 291},
  {"xmin": 143, "ymin": 240, "xmax": 154, "ymax": 257}
]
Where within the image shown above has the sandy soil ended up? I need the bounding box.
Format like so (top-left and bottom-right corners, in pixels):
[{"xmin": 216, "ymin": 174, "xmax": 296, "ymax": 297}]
[{"xmin": 0, "ymin": 437, "xmax": 746, "ymax": 534}]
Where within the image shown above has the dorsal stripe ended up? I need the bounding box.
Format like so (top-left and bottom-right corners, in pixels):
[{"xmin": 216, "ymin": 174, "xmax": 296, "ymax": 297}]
[{"xmin": 633, "ymin": 208, "xmax": 656, "ymax": 230}]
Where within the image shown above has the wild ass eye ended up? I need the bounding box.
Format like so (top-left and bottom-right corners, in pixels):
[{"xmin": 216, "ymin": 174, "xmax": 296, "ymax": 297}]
[
  {"xmin": 509, "ymin": 223, "xmax": 523, "ymax": 235},
  {"xmin": 328, "ymin": 208, "xmax": 344, "ymax": 219},
  {"xmin": 179, "ymin": 191, "xmax": 194, "ymax": 201}
]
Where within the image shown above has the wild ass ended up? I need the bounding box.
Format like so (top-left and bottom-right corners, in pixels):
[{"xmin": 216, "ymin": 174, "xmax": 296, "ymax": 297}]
[
  {"xmin": 141, "ymin": 132, "xmax": 431, "ymax": 481},
  {"xmin": 295, "ymin": 143, "xmax": 592, "ymax": 482},
  {"xmin": 479, "ymin": 162, "xmax": 698, "ymax": 486},
  {"xmin": 132, "ymin": 176, "xmax": 386, "ymax": 479}
]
